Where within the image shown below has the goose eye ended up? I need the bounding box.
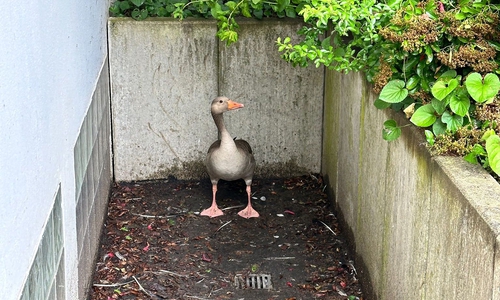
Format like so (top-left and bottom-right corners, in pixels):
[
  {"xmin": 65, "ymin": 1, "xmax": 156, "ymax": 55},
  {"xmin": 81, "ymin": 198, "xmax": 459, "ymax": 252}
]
[{"xmin": 219, "ymin": 100, "xmax": 223, "ymax": 103}]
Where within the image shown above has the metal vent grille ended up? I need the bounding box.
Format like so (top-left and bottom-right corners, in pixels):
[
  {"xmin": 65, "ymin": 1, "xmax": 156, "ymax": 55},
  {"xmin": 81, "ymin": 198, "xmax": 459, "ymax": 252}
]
[{"xmin": 234, "ymin": 274, "xmax": 273, "ymax": 289}]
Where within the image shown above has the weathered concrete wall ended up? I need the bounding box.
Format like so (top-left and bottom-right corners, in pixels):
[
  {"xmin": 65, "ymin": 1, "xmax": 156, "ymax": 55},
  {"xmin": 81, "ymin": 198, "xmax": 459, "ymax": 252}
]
[
  {"xmin": 108, "ymin": 18, "xmax": 218, "ymax": 181},
  {"xmin": 108, "ymin": 18, "xmax": 323, "ymax": 181},
  {"xmin": 323, "ymin": 70, "xmax": 500, "ymax": 299}
]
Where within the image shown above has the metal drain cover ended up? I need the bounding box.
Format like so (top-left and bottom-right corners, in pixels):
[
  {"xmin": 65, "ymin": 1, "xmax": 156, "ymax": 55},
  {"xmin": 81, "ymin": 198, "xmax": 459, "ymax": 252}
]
[{"xmin": 234, "ymin": 274, "xmax": 272, "ymax": 289}]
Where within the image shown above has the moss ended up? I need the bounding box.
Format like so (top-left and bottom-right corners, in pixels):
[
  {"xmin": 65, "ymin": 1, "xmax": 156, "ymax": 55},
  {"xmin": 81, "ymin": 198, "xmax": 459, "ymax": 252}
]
[
  {"xmin": 255, "ymin": 159, "xmax": 310, "ymax": 178},
  {"xmin": 148, "ymin": 158, "xmax": 310, "ymax": 181},
  {"xmin": 150, "ymin": 160, "xmax": 207, "ymax": 180}
]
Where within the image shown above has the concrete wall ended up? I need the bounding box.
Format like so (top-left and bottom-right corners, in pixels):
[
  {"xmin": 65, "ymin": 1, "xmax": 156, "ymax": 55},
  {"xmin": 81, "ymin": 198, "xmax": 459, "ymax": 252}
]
[
  {"xmin": 0, "ymin": 1, "xmax": 111, "ymax": 299},
  {"xmin": 108, "ymin": 18, "xmax": 324, "ymax": 181},
  {"xmin": 322, "ymin": 70, "xmax": 500, "ymax": 299}
]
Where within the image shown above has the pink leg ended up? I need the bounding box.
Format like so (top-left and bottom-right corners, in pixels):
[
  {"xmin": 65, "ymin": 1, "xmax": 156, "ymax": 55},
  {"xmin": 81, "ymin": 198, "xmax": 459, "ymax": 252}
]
[
  {"xmin": 200, "ymin": 184, "xmax": 224, "ymax": 218},
  {"xmin": 238, "ymin": 185, "xmax": 259, "ymax": 218}
]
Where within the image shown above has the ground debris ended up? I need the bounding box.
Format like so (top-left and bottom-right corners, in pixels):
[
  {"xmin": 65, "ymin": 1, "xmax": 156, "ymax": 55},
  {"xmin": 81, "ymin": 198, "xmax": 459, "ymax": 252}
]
[{"xmin": 90, "ymin": 175, "xmax": 365, "ymax": 299}]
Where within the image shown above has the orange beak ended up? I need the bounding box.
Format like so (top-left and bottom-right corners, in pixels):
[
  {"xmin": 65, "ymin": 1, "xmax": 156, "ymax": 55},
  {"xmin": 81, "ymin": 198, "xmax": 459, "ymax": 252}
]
[{"xmin": 227, "ymin": 100, "xmax": 244, "ymax": 110}]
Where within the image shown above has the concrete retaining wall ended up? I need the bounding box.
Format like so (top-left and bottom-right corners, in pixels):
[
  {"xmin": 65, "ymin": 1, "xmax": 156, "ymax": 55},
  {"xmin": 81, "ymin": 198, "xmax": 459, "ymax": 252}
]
[
  {"xmin": 108, "ymin": 18, "xmax": 500, "ymax": 298},
  {"xmin": 322, "ymin": 70, "xmax": 500, "ymax": 299},
  {"xmin": 108, "ymin": 18, "xmax": 323, "ymax": 181}
]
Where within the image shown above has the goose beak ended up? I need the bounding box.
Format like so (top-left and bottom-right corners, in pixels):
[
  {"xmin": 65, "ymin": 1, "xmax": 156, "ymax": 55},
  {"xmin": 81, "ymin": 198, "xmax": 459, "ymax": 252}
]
[{"xmin": 227, "ymin": 100, "xmax": 244, "ymax": 110}]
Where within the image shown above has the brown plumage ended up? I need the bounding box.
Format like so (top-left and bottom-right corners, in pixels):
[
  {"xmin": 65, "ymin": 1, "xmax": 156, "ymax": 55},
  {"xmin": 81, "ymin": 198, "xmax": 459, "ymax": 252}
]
[{"xmin": 200, "ymin": 96, "xmax": 259, "ymax": 218}]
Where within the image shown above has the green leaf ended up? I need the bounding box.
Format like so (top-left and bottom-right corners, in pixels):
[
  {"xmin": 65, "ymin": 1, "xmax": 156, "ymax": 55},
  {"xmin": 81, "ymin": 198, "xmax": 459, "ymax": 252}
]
[
  {"xmin": 253, "ymin": 9, "xmax": 263, "ymax": 19},
  {"xmin": 382, "ymin": 119, "xmax": 401, "ymax": 141},
  {"xmin": 464, "ymin": 152, "xmax": 478, "ymax": 164},
  {"xmin": 379, "ymin": 80, "xmax": 408, "ymax": 103},
  {"xmin": 464, "ymin": 143, "xmax": 487, "ymax": 165},
  {"xmin": 276, "ymin": 0, "xmax": 290, "ymax": 12},
  {"xmin": 482, "ymin": 129, "xmax": 496, "ymax": 141},
  {"xmin": 420, "ymin": 76, "xmax": 430, "ymax": 92},
  {"xmin": 321, "ymin": 37, "xmax": 331, "ymax": 49},
  {"xmin": 241, "ymin": 4, "xmax": 252, "ymax": 17},
  {"xmin": 119, "ymin": 1, "xmax": 131, "ymax": 11},
  {"xmin": 410, "ymin": 104, "xmax": 436, "ymax": 127},
  {"xmin": 441, "ymin": 111, "xmax": 463, "ymax": 132},
  {"xmin": 431, "ymin": 97, "xmax": 448, "ymax": 115},
  {"xmin": 455, "ymin": 12, "xmax": 467, "ymax": 20},
  {"xmin": 485, "ymin": 134, "xmax": 500, "ymax": 176},
  {"xmin": 403, "ymin": 56, "xmax": 419, "ymax": 73},
  {"xmin": 449, "ymin": 91, "xmax": 470, "ymax": 117},
  {"xmin": 225, "ymin": 1, "xmax": 237, "ymax": 10},
  {"xmin": 374, "ymin": 98, "xmax": 391, "ymax": 109},
  {"xmin": 432, "ymin": 119, "xmax": 447, "ymax": 136},
  {"xmin": 465, "ymin": 73, "xmax": 500, "ymax": 103},
  {"xmin": 131, "ymin": 8, "xmax": 148, "ymax": 20},
  {"xmin": 440, "ymin": 70, "xmax": 458, "ymax": 79},
  {"xmin": 472, "ymin": 143, "xmax": 487, "ymax": 156},
  {"xmin": 425, "ymin": 130, "xmax": 435, "ymax": 146},
  {"xmin": 210, "ymin": 2, "xmax": 223, "ymax": 18},
  {"xmin": 251, "ymin": 264, "xmax": 259, "ymax": 272},
  {"xmin": 431, "ymin": 78, "xmax": 459, "ymax": 101},
  {"xmin": 406, "ymin": 76, "xmax": 420, "ymax": 90},
  {"xmin": 285, "ymin": 6, "xmax": 296, "ymax": 18},
  {"xmin": 130, "ymin": 0, "xmax": 144, "ymax": 7},
  {"xmin": 425, "ymin": 45, "xmax": 433, "ymax": 64}
]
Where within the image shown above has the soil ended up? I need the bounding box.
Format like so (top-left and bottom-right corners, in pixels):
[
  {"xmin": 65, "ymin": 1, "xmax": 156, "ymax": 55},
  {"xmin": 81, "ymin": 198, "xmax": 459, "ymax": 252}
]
[{"xmin": 89, "ymin": 175, "xmax": 366, "ymax": 300}]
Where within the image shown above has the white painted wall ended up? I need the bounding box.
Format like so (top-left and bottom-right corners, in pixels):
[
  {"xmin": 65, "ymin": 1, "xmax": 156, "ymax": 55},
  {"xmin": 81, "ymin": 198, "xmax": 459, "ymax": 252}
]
[{"xmin": 0, "ymin": 0, "xmax": 109, "ymax": 299}]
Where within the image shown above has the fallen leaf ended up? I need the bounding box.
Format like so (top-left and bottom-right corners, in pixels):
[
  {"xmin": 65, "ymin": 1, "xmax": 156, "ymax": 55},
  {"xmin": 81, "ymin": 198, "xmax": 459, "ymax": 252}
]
[{"xmin": 202, "ymin": 253, "xmax": 211, "ymax": 262}]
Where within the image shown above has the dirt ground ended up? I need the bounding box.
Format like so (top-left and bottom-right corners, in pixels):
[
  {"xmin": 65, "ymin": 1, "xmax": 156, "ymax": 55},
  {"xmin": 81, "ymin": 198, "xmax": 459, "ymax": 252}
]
[{"xmin": 89, "ymin": 175, "xmax": 366, "ymax": 300}]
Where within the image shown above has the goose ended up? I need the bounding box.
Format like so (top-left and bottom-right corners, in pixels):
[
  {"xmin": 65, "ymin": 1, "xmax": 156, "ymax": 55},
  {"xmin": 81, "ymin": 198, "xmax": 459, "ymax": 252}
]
[{"xmin": 200, "ymin": 96, "xmax": 259, "ymax": 219}]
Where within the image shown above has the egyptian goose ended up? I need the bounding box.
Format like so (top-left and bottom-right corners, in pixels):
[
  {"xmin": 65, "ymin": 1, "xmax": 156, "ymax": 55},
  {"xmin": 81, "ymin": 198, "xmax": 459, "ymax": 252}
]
[{"xmin": 200, "ymin": 96, "xmax": 259, "ymax": 218}]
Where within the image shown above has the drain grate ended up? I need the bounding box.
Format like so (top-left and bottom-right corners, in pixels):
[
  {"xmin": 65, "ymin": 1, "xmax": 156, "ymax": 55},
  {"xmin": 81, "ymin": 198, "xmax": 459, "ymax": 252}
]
[{"xmin": 234, "ymin": 274, "xmax": 273, "ymax": 289}]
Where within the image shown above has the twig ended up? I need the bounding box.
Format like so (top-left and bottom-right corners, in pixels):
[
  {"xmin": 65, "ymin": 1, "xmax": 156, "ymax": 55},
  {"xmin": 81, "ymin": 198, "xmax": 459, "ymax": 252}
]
[
  {"xmin": 157, "ymin": 269, "xmax": 189, "ymax": 277},
  {"xmin": 93, "ymin": 280, "xmax": 134, "ymax": 287},
  {"xmin": 264, "ymin": 256, "xmax": 295, "ymax": 260},
  {"xmin": 221, "ymin": 205, "xmax": 244, "ymax": 211},
  {"xmin": 132, "ymin": 275, "xmax": 154, "ymax": 298},
  {"xmin": 211, "ymin": 267, "xmax": 226, "ymax": 274},
  {"xmin": 184, "ymin": 295, "xmax": 210, "ymax": 300},
  {"xmin": 114, "ymin": 251, "xmax": 126, "ymax": 260},
  {"xmin": 215, "ymin": 220, "xmax": 232, "ymax": 233},
  {"xmin": 132, "ymin": 213, "xmax": 181, "ymax": 218},
  {"xmin": 195, "ymin": 278, "xmax": 205, "ymax": 284},
  {"xmin": 318, "ymin": 220, "xmax": 337, "ymax": 236}
]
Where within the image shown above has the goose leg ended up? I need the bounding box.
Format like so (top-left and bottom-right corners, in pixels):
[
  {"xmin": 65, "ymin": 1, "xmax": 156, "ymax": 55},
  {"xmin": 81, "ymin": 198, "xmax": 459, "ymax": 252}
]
[
  {"xmin": 201, "ymin": 184, "xmax": 224, "ymax": 218},
  {"xmin": 238, "ymin": 185, "xmax": 259, "ymax": 218}
]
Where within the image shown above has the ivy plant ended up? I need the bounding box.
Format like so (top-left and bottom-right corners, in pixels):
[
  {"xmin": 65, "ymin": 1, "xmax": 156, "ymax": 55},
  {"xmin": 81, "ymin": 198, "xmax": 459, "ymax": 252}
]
[
  {"xmin": 276, "ymin": 0, "xmax": 395, "ymax": 73},
  {"xmin": 109, "ymin": 0, "xmax": 306, "ymax": 44},
  {"xmin": 276, "ymin": 0, "xmax": 500, "ymax": 177}
]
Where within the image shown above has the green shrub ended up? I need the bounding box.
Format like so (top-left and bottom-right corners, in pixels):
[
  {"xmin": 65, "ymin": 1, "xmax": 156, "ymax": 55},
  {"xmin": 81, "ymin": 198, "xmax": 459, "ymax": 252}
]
[
  {"xmin": 277, "ymin": 0, "xmax": 500, "ymax": 177},
  {"xmin": 109, "ymin": 0, "xmax": 307, "ymax": 44}
]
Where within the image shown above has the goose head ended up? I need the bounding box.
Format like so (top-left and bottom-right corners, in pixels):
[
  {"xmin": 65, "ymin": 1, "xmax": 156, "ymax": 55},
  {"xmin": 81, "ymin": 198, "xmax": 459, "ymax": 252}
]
[{"xmin": 211, "ymin": 96, "xmax": 244, "ymax": 115}]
